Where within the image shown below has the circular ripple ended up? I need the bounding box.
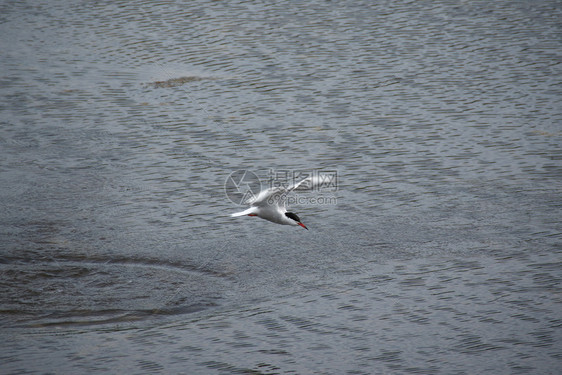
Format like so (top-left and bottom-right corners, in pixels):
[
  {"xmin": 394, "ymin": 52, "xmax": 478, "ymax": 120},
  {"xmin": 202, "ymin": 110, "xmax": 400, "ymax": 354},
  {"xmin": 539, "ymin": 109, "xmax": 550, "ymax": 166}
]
[{"xmin": 0, "ymin": 259, "xmax": 224, "ymax": 327}]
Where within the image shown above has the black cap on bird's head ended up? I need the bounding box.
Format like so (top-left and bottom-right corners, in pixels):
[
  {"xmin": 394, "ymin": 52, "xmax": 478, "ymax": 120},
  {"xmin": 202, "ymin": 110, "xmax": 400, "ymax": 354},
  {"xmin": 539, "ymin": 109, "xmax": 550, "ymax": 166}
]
[{"xmin": 285, "ymin": 212, "xmax": 308, "ymax": 230}]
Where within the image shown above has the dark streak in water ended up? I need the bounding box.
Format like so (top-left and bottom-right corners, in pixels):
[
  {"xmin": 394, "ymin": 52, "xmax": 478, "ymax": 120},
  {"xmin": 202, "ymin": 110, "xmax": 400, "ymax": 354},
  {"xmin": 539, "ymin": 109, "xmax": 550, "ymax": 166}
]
[{"xmin": 146, "ymin": 76, "xmax": 215, "ymax": 88}]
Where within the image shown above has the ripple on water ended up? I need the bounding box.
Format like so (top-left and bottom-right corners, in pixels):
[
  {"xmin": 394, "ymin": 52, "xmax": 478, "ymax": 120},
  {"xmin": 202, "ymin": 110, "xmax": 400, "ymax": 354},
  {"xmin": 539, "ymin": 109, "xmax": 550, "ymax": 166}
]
[{"xmin": 0, "ymin": 256, "xmax": 227, "ymax": 328}]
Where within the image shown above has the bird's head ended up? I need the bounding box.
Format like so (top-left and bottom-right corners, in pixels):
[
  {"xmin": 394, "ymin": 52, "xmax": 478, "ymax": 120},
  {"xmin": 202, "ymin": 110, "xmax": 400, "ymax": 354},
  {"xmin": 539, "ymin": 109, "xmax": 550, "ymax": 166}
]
[{"xmin": 285, "ymin": 212, "xmax": 308, "ymax": 230}]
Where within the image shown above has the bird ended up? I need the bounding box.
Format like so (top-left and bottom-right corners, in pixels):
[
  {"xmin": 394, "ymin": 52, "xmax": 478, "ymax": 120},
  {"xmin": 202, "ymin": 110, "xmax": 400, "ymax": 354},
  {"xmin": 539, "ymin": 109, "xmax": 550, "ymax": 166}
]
[{"xmin": 230, "ymin": 176, "xmax": 322, "ymax": 230}]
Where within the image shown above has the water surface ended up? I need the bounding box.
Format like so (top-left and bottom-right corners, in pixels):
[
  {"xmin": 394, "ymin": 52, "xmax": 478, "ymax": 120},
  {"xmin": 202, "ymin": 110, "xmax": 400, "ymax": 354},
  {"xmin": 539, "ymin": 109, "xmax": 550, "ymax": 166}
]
[{"xmin": 1, "ymin": 0, "xmax": 561, "ymax": 373}]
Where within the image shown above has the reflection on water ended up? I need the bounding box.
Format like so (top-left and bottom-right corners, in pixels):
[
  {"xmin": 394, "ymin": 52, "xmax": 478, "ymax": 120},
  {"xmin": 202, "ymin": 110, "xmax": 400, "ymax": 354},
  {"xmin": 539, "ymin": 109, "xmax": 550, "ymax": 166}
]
[{"xmin": 1, "ymin": 0, "xmax": 560, "ymax": 373}]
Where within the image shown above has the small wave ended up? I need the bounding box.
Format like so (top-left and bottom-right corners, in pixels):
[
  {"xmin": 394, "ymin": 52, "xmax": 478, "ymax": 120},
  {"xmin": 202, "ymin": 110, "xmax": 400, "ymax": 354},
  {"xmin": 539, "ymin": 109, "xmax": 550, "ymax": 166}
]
[
  {"xmin": 146, "ymin": 76, "xmax": 215, "ymax": 88},
  {"xmin": 0, "ymin": 256, "xmax": 227, "ymax": 328}
]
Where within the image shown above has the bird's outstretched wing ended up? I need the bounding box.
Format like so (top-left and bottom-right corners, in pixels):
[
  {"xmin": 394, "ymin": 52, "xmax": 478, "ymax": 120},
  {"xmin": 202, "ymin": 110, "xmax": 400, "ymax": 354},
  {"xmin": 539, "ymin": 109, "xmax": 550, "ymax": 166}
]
[
  {"xmin": 286, "ymin": 175, "xmax": 323, "ymax": 193},
  {"xmin": 245, "ymin": 186, "xmax": 285, "ymax": 207},
  {"xmin": 245, "ymin": 175, "xmax": 324, "ymax": 208}
]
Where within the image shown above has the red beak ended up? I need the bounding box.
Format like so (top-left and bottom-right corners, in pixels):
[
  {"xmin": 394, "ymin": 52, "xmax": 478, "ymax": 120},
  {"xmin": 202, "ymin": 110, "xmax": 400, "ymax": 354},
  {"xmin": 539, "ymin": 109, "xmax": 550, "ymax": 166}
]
[{"xmin": 298, "ymin": 222, "xmax": 308, "ymax": 230}]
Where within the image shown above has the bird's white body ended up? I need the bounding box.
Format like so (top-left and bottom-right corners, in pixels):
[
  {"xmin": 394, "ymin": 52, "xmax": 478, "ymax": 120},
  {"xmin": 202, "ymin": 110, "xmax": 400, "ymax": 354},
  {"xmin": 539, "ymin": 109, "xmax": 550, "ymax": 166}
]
[
  {"xmin": 230, "ymin": 175, "xmax": 322, "ymax": 229},
  {"xmin": 230, "ymin": 205, "xmax": 296, "ymax": 225}
]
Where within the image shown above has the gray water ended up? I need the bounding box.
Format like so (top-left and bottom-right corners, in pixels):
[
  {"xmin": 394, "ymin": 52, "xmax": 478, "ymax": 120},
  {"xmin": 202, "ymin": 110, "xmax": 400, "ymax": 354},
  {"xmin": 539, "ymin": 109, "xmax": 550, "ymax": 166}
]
[{"xmin": 1, "ymin": 0, "xmax": 561, "ymax": 374}]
